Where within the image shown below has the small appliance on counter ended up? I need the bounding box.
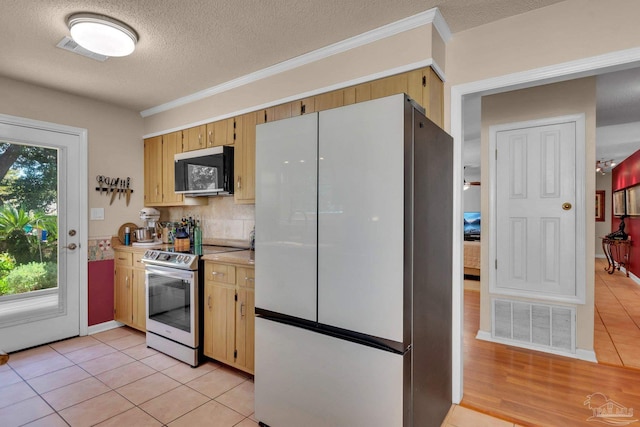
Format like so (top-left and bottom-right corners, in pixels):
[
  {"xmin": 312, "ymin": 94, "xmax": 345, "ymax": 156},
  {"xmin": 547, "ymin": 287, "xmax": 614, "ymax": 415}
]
[{"xmin": 133, "ymin": 207, "xmax": 161, "ymax": 246}]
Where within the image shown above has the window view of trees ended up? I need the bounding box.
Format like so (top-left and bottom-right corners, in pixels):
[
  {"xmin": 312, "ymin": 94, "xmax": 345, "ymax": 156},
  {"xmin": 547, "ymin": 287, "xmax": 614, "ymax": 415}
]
[{"xmin": 0, "ymin": 142, "xmax": 58, "ymax": 296}]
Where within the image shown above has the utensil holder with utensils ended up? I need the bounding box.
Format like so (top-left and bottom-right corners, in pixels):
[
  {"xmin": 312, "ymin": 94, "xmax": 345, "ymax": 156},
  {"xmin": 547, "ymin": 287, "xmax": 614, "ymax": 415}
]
[{"xmin": 95, "ymin": 175, "xmax": 134, "ymax": 205}]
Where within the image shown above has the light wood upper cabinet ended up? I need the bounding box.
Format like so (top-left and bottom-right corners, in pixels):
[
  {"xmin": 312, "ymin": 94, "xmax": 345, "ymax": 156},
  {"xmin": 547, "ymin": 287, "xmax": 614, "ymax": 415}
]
[
  {"xmin": 344, "ymin": 83, "xmax": 372, "ymax": 106},
  {"xmin": 273, "ymin": 103, "xmax": 294, "ymax": 121},
  {"xmin": 144, "ymin": 136, "xmax": 163, "ymax": 205},
  {"xmin": 161, "ymin": 131, "xmax": 183, "ymax": 205},
  {"xmin": 208, "ymin": 118, "xmax": 237, "ymax": 147},
  {"xmin": 422, "ymin": 67, "xmax": 444, "ymax": 128},
  {"xmin": 235, "ymin": 112, "xmax": 256, "ymax": 204},
  {"xmin": 143, "ymin": 66, "xmax": 443, "ymax": 207},
  {"xmin": 369, "ymin": 69, "xmax": 443, "ymax": 128},
  {"xmin": 185, "ymin": 124, "xmax": 206, "ymax": 151},
  {"xmin": 144, "ymin": 131, "xmax": 185, "ymax": 206},
  {"xmin": 292, "ymin": 97, "xmax": 315, "ymax": 116},
  {"xmin": 315, "ymin": 90, "xmax": 344, "ymax": 111},
  {"xmin": 370, "ymin": 73, "xmax": 408, "ymax": 100},
  {"xmin": 256, "ymin": 107, "xmax": 274, "ymax": 125}
]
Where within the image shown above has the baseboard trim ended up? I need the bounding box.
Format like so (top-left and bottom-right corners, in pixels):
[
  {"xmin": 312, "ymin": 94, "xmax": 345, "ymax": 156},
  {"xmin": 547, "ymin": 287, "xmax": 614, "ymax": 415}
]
[
  {"xmin": 576, "ymin": 349, "xmax": 598, "ymax": 363},
  {"xmin": 476, "ymin": 330, "xmax": 596, "ymax": 362},
  {"xmin": 620, "ymin": 267, "xmax": 640, "ymax": 285},
  {"xmin": 87, "ymin": 320, "xmax": 124, "ymax": 335}
]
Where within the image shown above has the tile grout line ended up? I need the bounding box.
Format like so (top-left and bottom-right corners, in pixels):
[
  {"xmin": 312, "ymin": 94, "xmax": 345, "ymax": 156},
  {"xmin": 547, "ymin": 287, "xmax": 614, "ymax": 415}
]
[{"xmin": 3, "ymin": 348, "xmax": 70, "ymax": 426}]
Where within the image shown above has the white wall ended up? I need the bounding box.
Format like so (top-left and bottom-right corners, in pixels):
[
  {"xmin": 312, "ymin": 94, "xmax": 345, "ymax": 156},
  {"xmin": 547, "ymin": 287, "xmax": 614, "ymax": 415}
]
[
  {"xmin": 463, "ymin": 186, "xmax": 480, "ymax": 213},
  {"xmin": 0, "ymin": 76, "xmax": 144, "ymax": 240}
]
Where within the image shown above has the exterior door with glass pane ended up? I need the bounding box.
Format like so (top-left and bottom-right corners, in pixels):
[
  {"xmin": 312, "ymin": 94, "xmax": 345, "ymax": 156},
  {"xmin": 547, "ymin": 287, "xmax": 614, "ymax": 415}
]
[{"xmin": 0, "ymin": 114, "xmax": 86, "ymax": 352}]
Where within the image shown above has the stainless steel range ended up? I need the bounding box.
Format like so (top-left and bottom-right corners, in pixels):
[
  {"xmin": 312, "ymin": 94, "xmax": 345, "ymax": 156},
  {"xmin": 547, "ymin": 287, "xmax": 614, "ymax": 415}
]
[{"xmin": 141, "ymin": 246, "xmax": 243, "ymax": 367}]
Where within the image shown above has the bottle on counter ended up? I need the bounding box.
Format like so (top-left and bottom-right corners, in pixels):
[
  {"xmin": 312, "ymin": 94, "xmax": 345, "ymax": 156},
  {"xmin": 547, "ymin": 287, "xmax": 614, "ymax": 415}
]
[
  {"xmin": 124, "ymin": 227, "xmax": 131, "ymax": 246},
  {"xmin": 193, "ymin": 220, "xmax": 202, "ymax": 255}
]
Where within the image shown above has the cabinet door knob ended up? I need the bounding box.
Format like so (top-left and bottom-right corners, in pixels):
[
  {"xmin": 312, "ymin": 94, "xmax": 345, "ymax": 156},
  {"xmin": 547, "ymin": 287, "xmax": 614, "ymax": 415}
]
[
  {"xmin": 240, "ymin": 302, "xmax": 245, "ymax": 317},
  {"xmin": 237, "ymin": 176, "xmax": 241, "ymax": 189}
]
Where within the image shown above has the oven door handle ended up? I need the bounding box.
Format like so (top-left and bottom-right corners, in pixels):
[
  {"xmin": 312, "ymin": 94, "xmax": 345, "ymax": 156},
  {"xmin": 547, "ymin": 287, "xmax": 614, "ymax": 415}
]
[{"xmin": 145, "ymin": 265, "xmax": 195, "ymax": 281}]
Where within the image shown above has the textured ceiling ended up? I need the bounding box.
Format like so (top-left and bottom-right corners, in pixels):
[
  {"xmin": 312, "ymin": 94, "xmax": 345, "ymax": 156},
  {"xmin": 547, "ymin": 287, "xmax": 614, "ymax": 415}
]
[{"xmin": 0, "ymin": 0, "xmax": 565, "ymax": 112}]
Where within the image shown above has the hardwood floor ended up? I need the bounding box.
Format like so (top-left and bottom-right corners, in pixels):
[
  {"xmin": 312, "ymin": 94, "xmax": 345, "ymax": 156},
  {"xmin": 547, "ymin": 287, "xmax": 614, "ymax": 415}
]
[{"xmin": 462, "ymin": 270, "xmax": 640, "ymax": 426}]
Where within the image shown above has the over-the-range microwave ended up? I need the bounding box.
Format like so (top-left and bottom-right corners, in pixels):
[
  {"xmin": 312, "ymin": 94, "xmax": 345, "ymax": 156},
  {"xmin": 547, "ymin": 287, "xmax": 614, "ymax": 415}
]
[{"xmin": 174, "ymin": 146, "xmax": 234, "ymax": 196}]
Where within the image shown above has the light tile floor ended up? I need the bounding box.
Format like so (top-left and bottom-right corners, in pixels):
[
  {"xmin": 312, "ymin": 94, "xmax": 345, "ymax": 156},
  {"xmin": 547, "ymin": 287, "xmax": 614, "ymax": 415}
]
[
  {"xmin": 1, "ymin": 327, "xmax": 256, "ymax": 427},
  {"xmin": 2, "ymin": 325, "xmax": 512, "ymax": 426}
]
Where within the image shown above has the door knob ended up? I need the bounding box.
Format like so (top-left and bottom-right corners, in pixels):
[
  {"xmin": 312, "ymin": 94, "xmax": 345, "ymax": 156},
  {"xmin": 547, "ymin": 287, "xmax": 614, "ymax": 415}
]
[
  {"xmin": 562, "ymin": 202, "xmax": 572, "ymax": 211},
  {"xmin": 64, "ymin": 243, "xmax": 77, "ymax": 250}
]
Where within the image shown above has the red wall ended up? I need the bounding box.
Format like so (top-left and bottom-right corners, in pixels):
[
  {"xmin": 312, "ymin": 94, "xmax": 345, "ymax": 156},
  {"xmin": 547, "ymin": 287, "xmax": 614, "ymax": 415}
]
[
  {"xmin": 611, "ymin": 148, "xmax": 640, "ymax": 277},
  {"xmin": 88, "ymin": 259, "xmax": 114, "ymax": 326}
]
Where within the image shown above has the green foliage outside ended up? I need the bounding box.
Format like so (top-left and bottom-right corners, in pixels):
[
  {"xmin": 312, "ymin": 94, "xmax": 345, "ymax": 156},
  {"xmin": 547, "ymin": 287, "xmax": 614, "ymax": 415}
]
[
  {"xmin": 0, "ymin": 253, "xmax": 16, "ymax": 295},
  {"xmin": 0, "ymin": 205, "xmax": 58, "ymax": 296},
  {"xmin": 0, "ymin": 143, "xmax": 58, "ymax": 212},
  {"xmin": 0, "ymin": 262, "xmax": 57, "ymax": 295},
  {"xmin": 0, "ymin": 142, "xmax": 59, "ymax": 297}
]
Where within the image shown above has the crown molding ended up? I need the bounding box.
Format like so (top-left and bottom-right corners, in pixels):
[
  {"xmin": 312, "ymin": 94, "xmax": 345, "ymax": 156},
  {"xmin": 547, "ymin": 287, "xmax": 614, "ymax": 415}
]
[
  {"xmin": 141, "ymin": 7, "xmax": 451, "ymax": 118},
  {"xmin": 142, "ymin": 59, "xmax": 439, "ymax": 138}
]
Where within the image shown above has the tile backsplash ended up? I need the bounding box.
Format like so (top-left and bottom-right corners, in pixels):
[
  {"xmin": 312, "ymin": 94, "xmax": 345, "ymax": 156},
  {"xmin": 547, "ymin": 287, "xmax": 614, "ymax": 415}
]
[
  {"xmin": 87, "ymin": 236, "xmax": 114, "ymax": 261},
  {"xmin": 159, "ymin": 196, "xmax": 255, "ymax": 241}
]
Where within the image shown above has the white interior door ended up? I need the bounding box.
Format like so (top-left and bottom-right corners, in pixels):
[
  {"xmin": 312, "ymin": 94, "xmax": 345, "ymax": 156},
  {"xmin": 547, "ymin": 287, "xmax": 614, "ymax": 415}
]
[
  {"xmin": 0, "ymin": 114, "xmax": 87, "ymax": 352},
  {"xmin": 491, "ymin": 115, "xmax": 585, "ymax": 303}
]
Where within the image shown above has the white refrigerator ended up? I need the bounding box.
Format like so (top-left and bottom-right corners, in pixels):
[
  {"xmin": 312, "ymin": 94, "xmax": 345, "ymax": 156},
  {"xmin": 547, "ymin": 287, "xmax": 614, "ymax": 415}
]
[{"xmin": 255, "ymin": 94, "xmax": 453, "ymax": 427}]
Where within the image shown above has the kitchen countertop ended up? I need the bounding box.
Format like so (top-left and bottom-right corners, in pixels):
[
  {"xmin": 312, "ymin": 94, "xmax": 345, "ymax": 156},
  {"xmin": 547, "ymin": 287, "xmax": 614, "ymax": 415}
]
[
  {"xmin": 111, "ymin": 237, "xmax": 255, "ymax": 267},
  {"xmin": 201, "ymin": 250, "xmax": 254, "ymax": 266}
]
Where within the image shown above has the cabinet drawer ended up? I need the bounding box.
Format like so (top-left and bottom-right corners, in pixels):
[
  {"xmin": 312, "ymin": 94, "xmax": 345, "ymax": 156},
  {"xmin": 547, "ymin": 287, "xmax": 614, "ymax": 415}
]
[
  {"xmin": 115, "ymin": 251, "xmax": 133, "ymax": 266},
  {"xmin": 237, "ymin": 267, "xmax": 255, "ymax": 289},
  {"xmin": 133, "ymin": 253, "xmax": 145, "ymax": 269},
  {"xmin": 205, "ymin": 262, "xmax": 236, "ymax": 285}
]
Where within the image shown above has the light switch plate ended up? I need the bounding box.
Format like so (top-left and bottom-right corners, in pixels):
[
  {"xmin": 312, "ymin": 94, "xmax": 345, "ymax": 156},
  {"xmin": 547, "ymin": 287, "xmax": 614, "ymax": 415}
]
[{"xmin": 90, "ymin": 207, "xmax": 105, "ymax": 220}]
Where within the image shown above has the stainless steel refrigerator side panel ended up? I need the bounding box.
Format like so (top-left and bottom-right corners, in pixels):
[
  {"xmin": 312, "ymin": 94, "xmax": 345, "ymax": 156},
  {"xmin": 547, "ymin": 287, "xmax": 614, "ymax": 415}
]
[
  {"xmin": 412, "ymin": 112, "xmax": 453, "ymax": 427},
  {"xmin": 402, "ymin": 95, "xmax": 416, "ymax": 427}
]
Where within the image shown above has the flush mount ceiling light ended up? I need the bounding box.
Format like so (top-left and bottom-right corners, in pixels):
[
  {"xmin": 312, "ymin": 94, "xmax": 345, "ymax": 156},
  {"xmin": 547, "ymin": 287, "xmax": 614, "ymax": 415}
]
[{"xmin": 67, "ymin": 13, "xmax": 138, "ymax": 57}]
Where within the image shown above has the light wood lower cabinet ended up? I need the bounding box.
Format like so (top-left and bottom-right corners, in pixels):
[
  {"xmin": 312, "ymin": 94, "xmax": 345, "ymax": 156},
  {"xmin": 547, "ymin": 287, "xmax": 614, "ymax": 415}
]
[
  {"xmin": 114, "ymin": 250, "xmax": 146, "ymax": 332},
  {"xmin": 203, "ymin": 261, "xmax": 255, "ymax": 374}
]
